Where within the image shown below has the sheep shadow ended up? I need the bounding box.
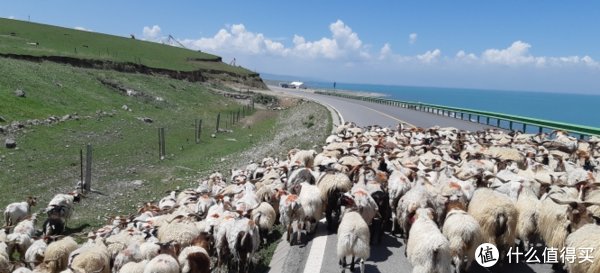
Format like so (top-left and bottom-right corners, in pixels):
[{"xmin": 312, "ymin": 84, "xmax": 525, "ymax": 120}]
[
  {"xmin": 64, "ymin": 223, "xmax": 91, "ymax": 236},
  {"xmin": 368, "ymin": 233, "xmax": 402, "ymax": 263},
  {"xmin": 364, "ymin": 264, "xmax": 384, "ymax": 273}
]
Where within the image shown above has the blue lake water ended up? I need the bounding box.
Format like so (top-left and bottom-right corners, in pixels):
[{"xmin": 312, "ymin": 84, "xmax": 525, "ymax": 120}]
[{"xmin": 305, "ymin": 81, "xmax": 600, "ymax": 128}]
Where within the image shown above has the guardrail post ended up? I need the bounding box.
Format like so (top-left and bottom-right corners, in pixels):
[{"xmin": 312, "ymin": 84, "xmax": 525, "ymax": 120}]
[
  {"xmin": 522, "ymin": 123, "xmax": 526, "ymax": 133},
  {"xmin": 509, "ymin": 121, "xmax": 513, "ymax": 131},
  {"xmin": 539, "ymin": 126, "xmax": 543, "ymax": 134},
  {"xmin": 461, "ymin": 113, "xmax": 464, "ymax": 120},
  {"xmin": 497, "ymin": 119, "xmax": 501, "ymax": 127},
  {"xmin": 468, "ymin": 114, "xmax": 472, "ymax": 121},
  {"xmin": 486, "ymin": 117, "xmax": 490, "ymax": 125},
  {"xmin": 477, "ymin": 116, "xmax": 480, "ymax": 123}
]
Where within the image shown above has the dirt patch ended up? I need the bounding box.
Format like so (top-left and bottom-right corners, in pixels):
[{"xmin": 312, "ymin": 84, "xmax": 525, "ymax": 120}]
[
  {"xmin": 240, "ymin": 110, "xmax": 277, "ymax": 128},
  {"xmin": 278, "ymin": 97, "xmax": 301, "ymax": 108}
]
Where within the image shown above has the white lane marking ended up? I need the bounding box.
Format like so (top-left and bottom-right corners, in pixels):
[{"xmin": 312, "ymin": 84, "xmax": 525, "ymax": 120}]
[
  {"xmin": 328, "ymin": 104, "xmax": 345, "ymax": 125},
  {"xmin": 302, "ymin": 218, "xmax": 328, "ymax": 273}
]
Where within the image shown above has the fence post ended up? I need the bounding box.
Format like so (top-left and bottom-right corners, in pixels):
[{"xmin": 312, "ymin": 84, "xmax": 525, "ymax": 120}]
[
  {"xmin": 216, "ymin": 113, "xmax": 221, "ymax": 132},
  {"xmin": 79, "ymin": 148, "xmax": 84, "ymax": 192},
  {"xmin": 237, "ymin": 109, "xmax": 241, "ymax": 122},
  {"xmin": 522, "ymin": 123, "xmax": 527, "ymax": 133},
  {"xmin": 84, "ymin": 144, "xmax": 92, "ymax": 192},
  {"xmin": 196, "ymin": 119, "xmax": 202, "ymax": 143},
  {"xmin": 497, "ymin": 119, "xmax": 501, "ymax": 127},
  {"xmin": 509, "ymin": 121, "xmax": 514, "ymax": 131},
  {"xmin": 158, "ymin": 128, "xmax": 165, "ymax": 160}
]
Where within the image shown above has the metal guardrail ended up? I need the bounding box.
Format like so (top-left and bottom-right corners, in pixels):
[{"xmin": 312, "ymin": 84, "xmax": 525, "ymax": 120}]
[{"xmin": 315, "ymin": 91, "xmax": 600, "ymax": 138}]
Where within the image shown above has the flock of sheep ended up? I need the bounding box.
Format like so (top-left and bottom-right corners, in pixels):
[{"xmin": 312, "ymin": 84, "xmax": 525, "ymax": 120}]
[{"xmin": 2, "ymin": 122, "xmax": 600, "ymax": 273}]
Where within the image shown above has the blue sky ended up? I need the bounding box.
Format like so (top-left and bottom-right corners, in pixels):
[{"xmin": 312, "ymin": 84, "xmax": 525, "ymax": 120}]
[{"xmin": 3, "ymin": 1, "xmax": 600, "ymax": 93}]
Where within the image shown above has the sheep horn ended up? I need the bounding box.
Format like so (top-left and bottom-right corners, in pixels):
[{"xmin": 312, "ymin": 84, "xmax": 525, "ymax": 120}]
[
  {"xmin": 582, "ymin": 201, "xmax": 600, "ymax": 207},
  {"xmin": 549, "ymin": 196, "xmax": 578, "ymax": 207}
]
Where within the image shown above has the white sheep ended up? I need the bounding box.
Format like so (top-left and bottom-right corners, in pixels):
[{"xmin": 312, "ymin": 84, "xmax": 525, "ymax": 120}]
[
  {"xmin": 407, "ymin": 208, "xmax": 452, "ymax": 273},
  {"xmin": 143, "ymin": 254, "xmax": 180, "ymax": 273},
  {"xmin": 157, "ymin": 221, "xmax": 201, "ymax": 248},
  {"xmin": 3, "ymin": 197, "xmax": 37, "ymax": 226},
  {"xmin": 337, "ymin": 200, "xmax": 370, "ymax": 273},
  {"xmin": 0, "ymin": 242, "xmax": 10, "ymax": 273},
  {"xmin": 225, "ymin": 217, "xmax": 260, "ymax": 273},
  {"xmin": 564, "ymin": 224, "xmax": 600, "ymax": 273},
  {"xmin": 251, "ymin": 202, "xmax": 276, "ymax": 245},
  {"xmin": 177, "ymin": 246, "xmax": 210, "ymax": 273},
  {"xmin": 13, "ymin": 267, "xmax": 33, "ymax": 273},
  {"xmin": 68, "ymin": 241, "xmax": 110, "ymax": 273},
  {"xmin": 279, "ymin": 193, "xmax": 305, "ymax": 245},
  {"xmin": 46, "ymin": 192, "xmax": 80, "ymax": 227},
  {"xmin": 6, "ymin": 233, "xmax": 33, "ymax": 262},
  {"xmin": 442, "ymin": 202, "xmax": 482, "ymax": 273},
  {"xmin": 514, "ymin": 181, "xmax": 541, "ymax": 251},
  {"xmin": 468, "ymin": 188, "xmax": 518, "ymax": 259},
  {"xmin": 288, "ymin": 149, "xmax": 317, "ymax": 168},
  {"xmin": 25, "ymin": 238, "xmax": 47, "ymax": 269},
  {"xmin": 118, "ymin": 260, "xmax": 148, "ymax": 273},
  {"xmin": 298, "ymin": 182, "xmax": 323, "ymax": 233},
  {"xmin": 316, "ymin": 171, "xmax": 352, "ymax": 231},
  {"xmin": 42, "ymin": 236, "xmax": 78, "ymax": 273}
]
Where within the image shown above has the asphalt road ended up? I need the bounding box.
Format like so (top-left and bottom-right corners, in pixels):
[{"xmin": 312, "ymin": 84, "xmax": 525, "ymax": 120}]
[
  {"xmin": 266, "ymin": 86, "xmax": 558, "ymax": 273},
  {"xmin": 269, "ymin": 86, "xmax": 498, "ymax": 131}
]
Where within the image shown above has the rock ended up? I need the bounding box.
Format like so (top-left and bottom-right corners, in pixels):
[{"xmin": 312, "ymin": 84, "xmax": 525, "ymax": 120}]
[
  {"xmin": 5, "ymin": 138, "xmax": 16, "ymax": 149},
  {"xmin": 131, "ymin": 180, "xmax": 144, "ymax": 187},
  {"xmin": 61, "ymin": 114, "xmax": 71, "ymax": 122},
  {"xmin": 211, "ymin": 134, "xmax": 216, "ymax": 138},
  {"xmin": 14, "ymin": 89, "xmax": 26, "ymax": 97},
  {"xmin": 121, "ymin": 105, "xmax": 129, "ymax": 111},
  {"xmin": 137, "ymin": 117, "xmax": 153, "ymax": 123}
]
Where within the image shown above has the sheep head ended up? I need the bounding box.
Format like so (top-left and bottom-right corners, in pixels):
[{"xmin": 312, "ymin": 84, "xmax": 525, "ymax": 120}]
[
  {"xmin": 26, "ymin": 196, "xmax": 38, "ymax": 207},
  {"xmin": 549, "ymin": 196, "xmax": 600, "ymax": 233}
]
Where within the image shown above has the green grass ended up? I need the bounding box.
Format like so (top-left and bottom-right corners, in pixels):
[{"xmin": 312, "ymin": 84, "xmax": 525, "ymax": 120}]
[
  {"xmin": 0, "ymin": 18, "xmax": 254, "ymax": 75},
  {"xmin": 0, "ymin": 57, "xmax": 272, "ymax": 230}
]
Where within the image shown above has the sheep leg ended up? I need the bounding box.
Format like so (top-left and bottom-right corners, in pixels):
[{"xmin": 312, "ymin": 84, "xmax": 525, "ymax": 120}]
[
  {"xmin": 340, "ymin": 257, "xmax": 346, "ymax": 273},
  {"xmin": 453, "ymin": 255, "xmax": 462, "ymax": 273},
  {"xmin": 286, "ymin": 223, "xmax": 292, "ymax": 243},
  {"xmin": 359, "ymin": 258, "xmax": 365, "ymax": 273},
  {"xmin": 350, "ymin": 256, "xmax": 356, "ymax": 272}
]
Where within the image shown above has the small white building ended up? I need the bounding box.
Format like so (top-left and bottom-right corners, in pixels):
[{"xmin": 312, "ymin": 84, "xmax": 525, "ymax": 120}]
[{"xmin": 280, "ymin": 81, "xmax": 307, "ymax": 89}]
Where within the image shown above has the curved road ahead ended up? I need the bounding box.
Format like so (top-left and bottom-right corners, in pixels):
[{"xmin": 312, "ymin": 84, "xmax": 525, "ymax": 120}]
[{"xmin": 266, "ymin": 86, "xmax": 555, "ymax": 273}]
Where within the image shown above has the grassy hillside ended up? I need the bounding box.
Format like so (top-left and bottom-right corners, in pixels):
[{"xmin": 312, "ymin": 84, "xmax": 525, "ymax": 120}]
[
  {"xmin": 0, "ymin": 56, "xmax": 267, "ymax": 227},
  {"xmin": 0, "ymin": 18, "xmax": 253, "ymax": 75}
]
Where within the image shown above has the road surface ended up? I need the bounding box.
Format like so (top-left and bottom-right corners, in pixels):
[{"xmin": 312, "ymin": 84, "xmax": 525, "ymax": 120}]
[{"xmin": 266, "ymin": 86, "xmax": 557, "ymax": 273}]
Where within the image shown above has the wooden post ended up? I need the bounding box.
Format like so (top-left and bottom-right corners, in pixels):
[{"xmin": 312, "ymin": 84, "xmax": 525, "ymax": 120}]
[
  {"xmin": 158, "ymin": 128, "xmax": 162, "ymax": 160},
  {"xmin": 79, "ymin": 148, "xmax": 84, "ymax": 192},
  {"xmin": 237, "ymin": 109, "xmax": 240, "ymax": 122},
  {"xmin": 84, "ymin": 144, "xmax": 92, "ymax": 192},
  {"xmin": 216, "ymin": 113, "xmax": 221, "ymax": 132},
  {"xmin": 195, "ymin": 119, "xmax": 202, "ymax": 143},
  {"xmin": 158, "ymin": 128, "xmax": 165, "ymax": 160},
  {"xmin": 195, "ymin": 119, "xmax": 199, "ymax": 143}
]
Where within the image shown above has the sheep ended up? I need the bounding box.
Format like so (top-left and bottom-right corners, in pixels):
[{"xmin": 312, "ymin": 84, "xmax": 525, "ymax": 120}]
[
  {"xmin": 442, "ymin": 200, "xmax": 482, "ymax": 273},
  {"xmin": 564, "ymin": 224, "xmax": 600, "ymax": 273},
  {"xmin": 46, "ymin": 192, "xmax": 81, "ymax": 227},
  {"xmin": 0, "ymin": 242, "xmax": 10, "ymax": 273},
  {"xmin": 468, "ymin": 188, "xmax": 518, "ymax": 259},
  {"xmin": 143, "ymin": 254, "xmax": 180, "ymax": 273},
  {"xmin": 42, "ymin": 236, "xmax": 78, "ymax": 273},
  {"xmin": 406, "ymin": 208, "xmax": 452, "ymax": 273},
  {"xmin": 178, "ymin": 246, "xmax": 210, "ymax": 273},
  {"xmin": 6, "ymin": 233, "xmax": 33, "ymax": 262},
  {"xmin": 336, "ymin": 195, "xmax": 370, "ymax": 273},
  {"xmin": 157, "ymin": 221, "xmax": 201, "ymax": 248},
  {"xmin": 396, "ymin": 184, "xmax": 435, "ymax": 240},
  {"xmin": 316, "ymin": 171, "xmax": 353, "ymax": 231},
  {"xmin": 3, "ymin": 197, "xmax": 37, "ymax": 226},
  {"xmin": 25, "ymin": 238, "xmax": 48, "ymax": 269},
  {"xmin": 288, "ymin": 149, "xmax": 317, "ymax": 169},
  {"xmin": 13, "ymin": 267, "xmax": 33, "ymax": 273},
  {"xmin": 224, "ymin": 217, "xmax": 260, "ymax": 273},
  {"xmin": 42, "ymin": 217, "xmax": 65, "ymax": 237},
  {"xmin": 118, "ymin": 260, "xmax": 148, "ymax": 273},
  {"xmin": 278, "ymin": 192, "xmax": 305, "ymax": 245},
  {"xmin": 298, "ymin": 182, "xmax": 323, "ymax": 234},
  {"xmin": 67, "ymin": 241, "xmax": 110, "ymax": 273},
  {"xmin": 158, "ymin": 191, "xmax": 178, "ymax": 211},
  {"xmin": 251, "ymin": 202, "xmax": 276, "ymax": 245},
  {"xmin": 514, "ymin": 180, "xmax": 542, "ymax": 251}
]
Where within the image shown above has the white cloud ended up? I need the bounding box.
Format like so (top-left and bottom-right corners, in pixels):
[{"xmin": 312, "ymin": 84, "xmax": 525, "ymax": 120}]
[
  {"xmin": 417, "ymin": 49, "xmax": 441, "ymax": 63},
  {"xmin": 456, "ymin": 50, "xmax": 478, "ymax": 61},
  {"xmin": 183, "ymin": 20, "xmax": 369, "ymax": 60},
  {"xmin": 8, "ymin": 15, "xmax": 15, "ymax": 19},
  {"xmin": 379, "ymin": 43, "xmax": 392, "ymax": 60},
  {"xmin": 74, "ymin": 26, "xmax": 92, "ymax": 32},
  {"xmin": 409, "ymin": 33, "xmax": 418, "ymax": 44},
  {"xmin": 142, "ymin": 25, "xmax": 162, "ymax": 40}
]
